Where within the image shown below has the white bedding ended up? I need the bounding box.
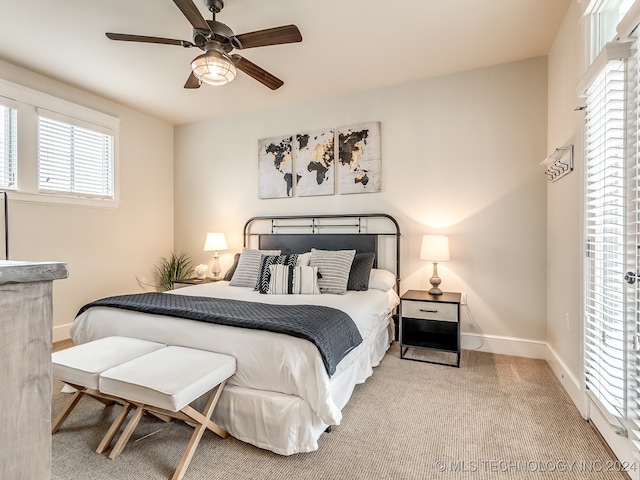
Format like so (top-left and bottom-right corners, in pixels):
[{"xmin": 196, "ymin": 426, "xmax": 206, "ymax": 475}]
[{"xmin": 71, "ymin": 281, "xmax": 400, "ymax": 454}]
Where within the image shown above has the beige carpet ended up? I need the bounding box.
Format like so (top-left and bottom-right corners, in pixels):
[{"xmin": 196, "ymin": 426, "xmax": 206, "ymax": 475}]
[{"xmin": 51, "ymin": 343, "xmax": 627, "ymax": 479}]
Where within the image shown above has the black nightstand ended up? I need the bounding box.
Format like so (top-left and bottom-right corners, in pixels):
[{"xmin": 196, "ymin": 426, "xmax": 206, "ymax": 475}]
[{"xmin": 399, "ymin": 290, "xmax": 462, "ymax": 367}]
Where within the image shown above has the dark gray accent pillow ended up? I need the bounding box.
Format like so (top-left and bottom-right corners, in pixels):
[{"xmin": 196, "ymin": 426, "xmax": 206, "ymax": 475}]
[
  {"xmin": 255, "ymin": 254, "xmax": 299, "ymax": 294},
  {"xmin": 223, "ymin": 253, "xmax": 241, "ymax": 281},
  {"xmin": 347, "ymin": 252, "xmax": 375, "ymax": 291}
]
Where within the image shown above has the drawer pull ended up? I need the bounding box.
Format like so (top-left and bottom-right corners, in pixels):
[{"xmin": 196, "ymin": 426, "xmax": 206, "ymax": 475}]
[{"xmin": 419, "ymin": 309, "xmax": 438, "ymax": 313}]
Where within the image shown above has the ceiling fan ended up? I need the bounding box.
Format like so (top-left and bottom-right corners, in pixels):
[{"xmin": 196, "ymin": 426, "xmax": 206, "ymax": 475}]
[{"xmin": 105, "ymin": 0, "xmax": 302, "ymax": 90}]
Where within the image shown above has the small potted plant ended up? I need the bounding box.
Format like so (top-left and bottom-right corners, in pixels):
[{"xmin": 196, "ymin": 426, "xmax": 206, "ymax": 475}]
[{"xmin": 154, "ymin": 252, "xmax": 193, "ymax": 291}]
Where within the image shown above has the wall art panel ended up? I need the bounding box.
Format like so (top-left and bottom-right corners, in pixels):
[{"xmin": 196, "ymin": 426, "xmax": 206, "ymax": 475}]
[
  {"xmin": 337, "ymin": 122, "xmax": 381, "ymax": 194},
  {"xmin": 294, "ymin": 129, "xmax": 335, "ymax": 197}
]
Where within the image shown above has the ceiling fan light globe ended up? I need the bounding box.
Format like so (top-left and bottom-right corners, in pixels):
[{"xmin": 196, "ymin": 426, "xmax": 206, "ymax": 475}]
[{"xmin": 191, "ymin": 51, "xmax": 237, "ymax": 86}]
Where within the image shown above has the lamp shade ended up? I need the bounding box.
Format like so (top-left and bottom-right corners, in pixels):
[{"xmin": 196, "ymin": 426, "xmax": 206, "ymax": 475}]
[
  {"xmin": 203, "ymin": 232, "xmax": 228, "ymax": 252},
  {"xmin": 420, "ymin": 235, "xmax": 449, "ymax": 262},
  {"xmin": 191, "ymin": 50, "xmax": 237, "ymax": 86}
]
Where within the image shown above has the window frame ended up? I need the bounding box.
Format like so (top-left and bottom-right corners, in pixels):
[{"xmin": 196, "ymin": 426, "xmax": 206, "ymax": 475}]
[
  {"xmin": 0, "ymin": 99, "xmax": 18, "ymax": 190},
  {"xmin": 580, "ymin": 0, "xmax": 640, "ymax": 460},
  {"xmin": 584, "ymin": 0, "xmax": 636, "ymax": 64},
  {"xmin": 0, "ymin": 78, "xmax": 120, "ymax": 208},
  {"xmin": 37, "ymin": 110, "xmax": 115, "ymax": 200}
]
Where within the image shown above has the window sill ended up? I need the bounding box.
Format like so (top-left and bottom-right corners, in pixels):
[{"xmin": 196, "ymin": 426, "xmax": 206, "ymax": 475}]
[{"xmin": 9, "ymin": 191, "xmax": 120, "ymax": 209}]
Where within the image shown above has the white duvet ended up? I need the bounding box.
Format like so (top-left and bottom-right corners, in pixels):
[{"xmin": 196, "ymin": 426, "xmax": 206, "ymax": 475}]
[{"xmin": 71, "ymin": 281, "xmax": 399, "ymax": 429}]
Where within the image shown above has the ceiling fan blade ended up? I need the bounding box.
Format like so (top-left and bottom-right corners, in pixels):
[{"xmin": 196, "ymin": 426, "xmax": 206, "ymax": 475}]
[
  {"xmin": 106, "ymin": 32, "xmax": 193, "ymax": 47},
  {"xmin": 231, "ymin": 55, "xmax": 284, "ymax": 90},
  {"xmin": 232, "ymin": 25, "xmax": 302, "ymax": 49},
  {"xmin": 184, "ymin": 71, "xmax": 201, "ymax": 89},
  {"xmin": 172, "ymin": 0, "xmax": 211, "ymax": 32}
]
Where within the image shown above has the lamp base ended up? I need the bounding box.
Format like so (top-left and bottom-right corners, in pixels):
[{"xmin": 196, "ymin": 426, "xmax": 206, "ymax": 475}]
[
  {"xmin": 428, "ymin": 286, "xmax": 443, "ymax": 296},
  {"xmin": 210, "ymin": 254, "xmax": 221, "ymax": 280},
  {"xmin": 429, "ymin": 262, "xmax": 443, "ymax": 295}
]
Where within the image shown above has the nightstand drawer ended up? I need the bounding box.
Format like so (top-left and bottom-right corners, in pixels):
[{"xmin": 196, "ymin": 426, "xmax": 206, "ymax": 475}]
[{"xmin": 401, "ymin": 300, "xmax": 458, "ymax": 322}]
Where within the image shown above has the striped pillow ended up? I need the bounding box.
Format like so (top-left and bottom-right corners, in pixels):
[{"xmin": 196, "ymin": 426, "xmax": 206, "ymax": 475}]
[
  {"xmin": 229, "ymin": 248, "xmax": 280, "ymax": 288},
  {"xmin": 255, "ymin": 254, "xmax": 298, "ymax": 294},
  {"xmin": 309, "ymin": 248, "xmax": 356, "ymax": 294},
  {"xmin": 268, "ymin": 264, "xmax": 321, "ymax": 295}
]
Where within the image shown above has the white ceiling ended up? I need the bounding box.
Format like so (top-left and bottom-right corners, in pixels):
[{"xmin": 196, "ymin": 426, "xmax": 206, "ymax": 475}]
[{"xmin": 0, "ymin": 0, "xmax": 572, "ymax": 125}]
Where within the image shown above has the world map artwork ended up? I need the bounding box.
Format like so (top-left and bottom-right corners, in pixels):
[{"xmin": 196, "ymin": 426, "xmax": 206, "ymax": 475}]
[
  {"xmin": 295, "ymin": 130, "xmax": 335, "ymax": 196},
  {"xmin": 258, "ymin": 122, "xmax": 381, "ymax": 198},
  {"xmin": 337, "ymin": 122, "xmax": 381, "ymax": 194},
  {"xmin": 258, "ymin": 135, "xmax": 297, "ymax": 199}
]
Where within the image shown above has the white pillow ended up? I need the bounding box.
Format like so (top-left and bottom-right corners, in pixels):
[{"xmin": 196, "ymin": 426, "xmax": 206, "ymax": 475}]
[
  {"xmin": 296, "ymin": 252, "xmax": 311, "ymax": 267},
  {"xmin": 268, "ymin": 264, "xmax": 321, "ymax": 295},
  {"xmin": 229, "ymin": 248, "xmax": 280, "ymax": 288},
  {"xmin": 368, "ymin": 268, "xmax": 396, "ymax": 291},
  {"xmin": 309, "ymin": 248, "xmax": 356, "ymax": 294}
]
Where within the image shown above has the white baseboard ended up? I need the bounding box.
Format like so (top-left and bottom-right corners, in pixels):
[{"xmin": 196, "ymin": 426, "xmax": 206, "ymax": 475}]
[
  {"xmin": 545, "ymin": 343, "xmax": 585, "ymax": 418},
  {"xmin": 52, "ymin": 322, "xmax": 72, "ymax": 343},
  {"xmin": 462, "ymin": 332, "xmax": 548, "ymax": 359}
]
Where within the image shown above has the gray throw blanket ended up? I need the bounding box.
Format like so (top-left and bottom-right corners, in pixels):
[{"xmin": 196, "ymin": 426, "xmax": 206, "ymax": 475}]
[{"xmin": 77, "ymin": 293, "xmax": 362, "ymax": 376}]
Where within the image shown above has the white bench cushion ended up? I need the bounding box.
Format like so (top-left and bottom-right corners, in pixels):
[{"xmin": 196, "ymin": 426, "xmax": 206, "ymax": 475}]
[
  {"xmin": 99, "ymin": 346, "xmax": 236, "ymax": 412},
  {"xmin": 52, "ymin": 336, "xmax": 166, "ymax": 390}
]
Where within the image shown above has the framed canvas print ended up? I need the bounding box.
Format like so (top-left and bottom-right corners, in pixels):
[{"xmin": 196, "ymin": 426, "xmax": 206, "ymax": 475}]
[
  {"xmin": 258, "ymin": 135, "xmax": 296, "ymax": 199},
  {"xmin": 295, "ymin": 129, "xmax": 335, "ymax": 197},
  {"xmin": 337, "ymin": 122, "xmax": 381, "ymax": 194}
]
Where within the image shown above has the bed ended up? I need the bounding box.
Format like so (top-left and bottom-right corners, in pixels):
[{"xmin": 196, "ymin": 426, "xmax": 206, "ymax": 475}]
[{"xmin": 70, "ymin": 213, "xmax": 401, "ymax": 455}]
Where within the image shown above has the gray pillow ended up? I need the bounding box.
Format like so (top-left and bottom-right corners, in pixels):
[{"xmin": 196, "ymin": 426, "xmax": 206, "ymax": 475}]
[
  {"xmin": 223, "ymin": 253, "xmax": 241, "ymax": 281},
  {"xmin": 309, "ymin": 248, "xmax": 356, "ymax": 294},
  {"xmin": 347, "ymin": 252, "xmax": 375, "ymax": 291},
  {"xmin": 229, "ymin": 248, "xmax": 280, "ymax": 287}
]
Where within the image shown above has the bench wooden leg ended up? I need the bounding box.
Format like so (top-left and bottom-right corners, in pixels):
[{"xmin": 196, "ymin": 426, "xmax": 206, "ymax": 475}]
[
  {"xmin": 101, "ymin": 381, "xmax": 228, "ymax": 480},
  {"xmin": 52, "ymin": 389, "xmax": 85, "ymax": 434},
  {"xmin": 147, "ymin": 411, "xmax": 173, "ymax": 423},
  {"xmin": 96, "ymin": 402, "xmax": 133, "ymax": 454},
  {"xmin": 52, "ymin": 384, "xmax": 133, "ymax": 437},
  {"xmin": 108, "ymin": 405, "xmax": 144, "ymax": 460},
  {"xmin": 172, "ymin": 380, "xmax": 227, "ymax": 480}
]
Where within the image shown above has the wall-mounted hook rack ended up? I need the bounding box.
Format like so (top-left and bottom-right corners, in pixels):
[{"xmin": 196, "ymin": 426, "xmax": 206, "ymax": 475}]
[{"xmin": 540, "ymin": 145, "xmax": 573, "ymax": 182}]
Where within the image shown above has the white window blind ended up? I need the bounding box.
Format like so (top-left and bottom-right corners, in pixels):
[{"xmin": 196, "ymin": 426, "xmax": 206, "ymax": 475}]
[
  {"xmin": 626, "ymin": 32, "xmax": 640, "ymax": 451},
  {"xmin": 37, "ymin": 114, "xmax": 114, "ymax": 199},
  {"xmin": 584, "ymin": 57, "xmax": 627, "ymax": 418},
  {"xmin": 0, "ymin": 105, "xmax": 17, "ymax": 190}
]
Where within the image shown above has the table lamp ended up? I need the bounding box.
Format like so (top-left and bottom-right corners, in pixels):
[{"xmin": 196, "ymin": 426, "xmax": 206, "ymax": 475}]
[
  {"xmin": 203, "ymin": 232, "xmax": 228, "ymax": 279},
  {"xmin": 420, "ymin": 235, "xmax": 449, "ymax": 295}
]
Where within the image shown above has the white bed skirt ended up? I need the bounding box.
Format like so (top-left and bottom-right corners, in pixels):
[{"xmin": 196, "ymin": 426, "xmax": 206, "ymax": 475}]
[{"xmin": 210, "ymin": 314, "xmax": 391, "ymax": 455}]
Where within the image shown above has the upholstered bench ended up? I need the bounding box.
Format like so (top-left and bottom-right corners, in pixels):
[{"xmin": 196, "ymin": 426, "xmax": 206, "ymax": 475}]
[
  {"xmin": 99, "ymin": 345, "xmax": 236, "ymax": 480},
  {"xmin": 51, "ymin": 336, "xmax": 167, "ymax": 453}
]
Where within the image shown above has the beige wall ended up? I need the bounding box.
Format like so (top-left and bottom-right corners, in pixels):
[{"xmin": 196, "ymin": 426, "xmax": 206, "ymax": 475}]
[
  {"xmin": 546, "ymin": 1, "xmax": 585, "ymax": 390},
  {"xmin": 0, "ymin": 60, "xmax": 175, "ymax": 340},
  {"xmin": 174, "ymin": 57, "xmax": 549, "ymax": 347}
]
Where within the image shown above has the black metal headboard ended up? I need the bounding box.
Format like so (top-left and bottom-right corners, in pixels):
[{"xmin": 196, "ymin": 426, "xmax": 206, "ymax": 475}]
[{"xmin": 243, "ymin": 213, "xmax": 401, "ymax": 292}]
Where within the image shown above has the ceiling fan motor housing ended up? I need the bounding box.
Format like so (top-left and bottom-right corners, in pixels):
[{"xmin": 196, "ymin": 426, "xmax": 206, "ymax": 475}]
[{"xmin": 193, "ymin": 20, "xmax": 233, "ymax": 51}]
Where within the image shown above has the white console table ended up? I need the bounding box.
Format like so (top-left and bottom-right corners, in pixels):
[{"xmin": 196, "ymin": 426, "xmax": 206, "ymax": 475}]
[{"xmin": 0, "ymin": 261, "xmax": 68, "ymax": 480}]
